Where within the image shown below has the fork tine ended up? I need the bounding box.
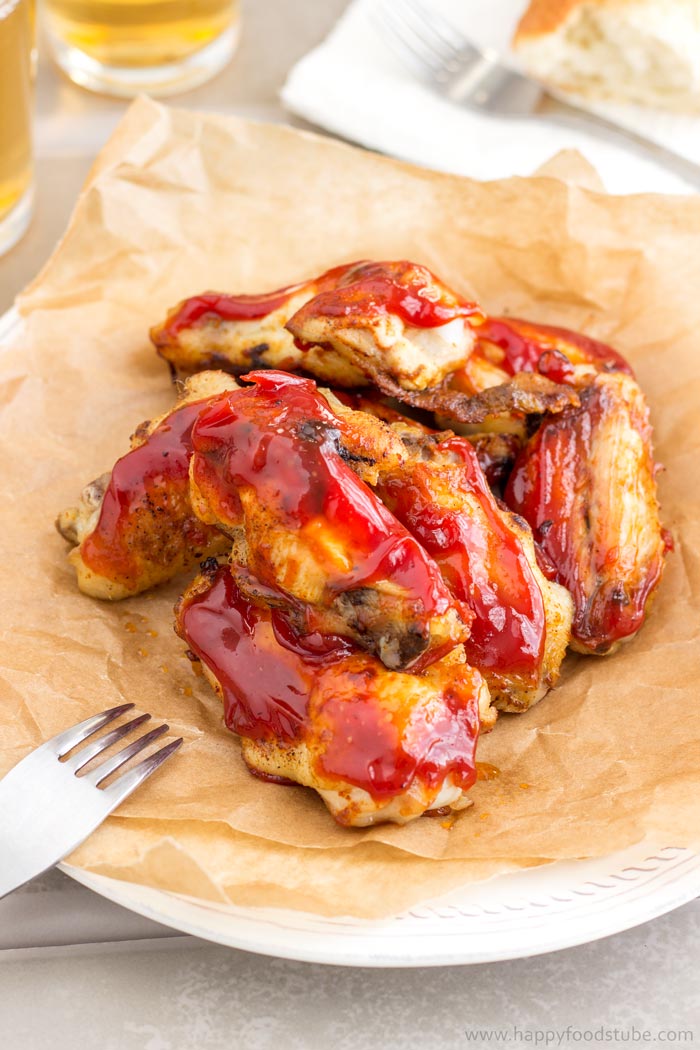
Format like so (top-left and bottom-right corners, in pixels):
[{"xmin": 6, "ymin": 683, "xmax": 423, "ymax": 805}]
[
  {"xmin": 402, "ymin": 0, "xmax": 473, "ymax": 56},
  {"xmin": 103, "ymin": 737, "xmax": 184, "ymax": 806},
  {"xmin": 83, "ymin": 723, "xmax": 170, "ymax": 786},
  {"xmin": 63, "ymin": 713, "xmax": 152, "ymax": 773},
  {"xmin": 49, "ymin": 703, "xmax": 135, "ymax": 758},
  {"xmin": 398, "ymin": 0, "xmax": 470, "ymax": 63},
  {"xmin": 373, "ymin": 3, "xmax": 447, "ymax": 76}
]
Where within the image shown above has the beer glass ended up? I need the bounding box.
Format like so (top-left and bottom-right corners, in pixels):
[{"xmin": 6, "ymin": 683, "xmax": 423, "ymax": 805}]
[
  {"xmin": 44, "ymin": 0, "xmax": 241, "ymax": 97},
  {"xmin": 0, "ymin": 0, "xmax": 35, "ymax": 256}
]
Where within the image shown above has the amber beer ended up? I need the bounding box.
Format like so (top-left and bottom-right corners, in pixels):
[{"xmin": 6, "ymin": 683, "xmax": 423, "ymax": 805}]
[
  {"xmin": 0, "ymin": 0, "xmax": 34, "ymax": 255},
  {"xmin": 44, "ymin": 0, "xmax": 240, "ymax": 96}
]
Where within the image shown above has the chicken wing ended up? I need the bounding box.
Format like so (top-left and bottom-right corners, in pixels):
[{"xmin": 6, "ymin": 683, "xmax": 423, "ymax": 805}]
[
  {"xmin": 286, "ymin": 266, "xmax": 580, "ymax": 429},
  {"xmin": 150, "ymin": 262, "xmax": 367, "ymax": 386},
  {"xmin": 285, "ymin": 259, "xmax": 482, "ymax": 392},
  {"xmin": 505, "ymin": 371, "xmax": 668, "ymax": 654},
  {"xmin": 176, "ymin": 563, "xmax": 494, "ymax": 826},
  {"xmin": 375, "ymin": 427, "xmax": 573, "ymax": 711},
  {"xmin": 56, "ymin": 371, "xmax": 237, "ymax": 599},
  {"xmin": 188, "ymin": 370, "xmax": 469, "ymax": 671}
]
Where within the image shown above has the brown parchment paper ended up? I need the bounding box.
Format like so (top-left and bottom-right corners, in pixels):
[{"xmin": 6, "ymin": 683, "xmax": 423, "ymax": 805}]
[{"xmin": 2, "ymin": 97, "xmax": 700, "ymax": 918}]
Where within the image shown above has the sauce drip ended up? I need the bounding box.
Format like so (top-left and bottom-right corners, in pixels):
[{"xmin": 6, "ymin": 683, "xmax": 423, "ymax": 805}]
[
  {"xmin": 180, "ymin": 567, "xmax": 348, "ymax": 744},
  {"xmin": 163, "ymin": 290, "xmax": 302, "ymax": 335},
  {"xmin": 379, "ymin": 435, "xmax": 546, "ymax": 683},
  {"xmin": 536, "ymin": 348, "xmax": 577, "ymax": 385},
  {"xmin": 179, "ymin": 567, "xmax": 480, "ymax": 802},
  {"xmin": 81, "ymin": 397, "xmax": 225, "ymax": 587},
  {"xmin": 190, "ymin": 370, "xmax": 456, "ymax": 620},
  {"xmin": 478, "ymin": 317, "xmax": 633, "ymax": 378}
]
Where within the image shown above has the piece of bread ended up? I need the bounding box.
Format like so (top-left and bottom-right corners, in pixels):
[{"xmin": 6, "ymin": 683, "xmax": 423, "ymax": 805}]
[{"xmin": 513, "ymin": 0, "xmax": 700, "ymax": 111}]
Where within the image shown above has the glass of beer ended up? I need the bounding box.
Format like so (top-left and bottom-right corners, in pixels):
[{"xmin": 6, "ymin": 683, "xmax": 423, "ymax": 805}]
[
  {"xmin": 0, "ymin": 0, "xmax": 35, "ymax": 257},
  {"xmin": 43, "ymin": 0, "xmax": 241, "ymax": 97}
]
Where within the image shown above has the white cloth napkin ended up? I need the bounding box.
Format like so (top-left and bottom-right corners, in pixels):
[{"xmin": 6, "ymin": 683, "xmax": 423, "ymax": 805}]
[{"xmin": 282, "ymin": 0, "xmax": 700, "ymax": 195}]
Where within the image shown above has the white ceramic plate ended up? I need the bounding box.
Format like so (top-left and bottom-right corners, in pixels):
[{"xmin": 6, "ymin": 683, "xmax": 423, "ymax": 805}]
[
  {"xmin": 60, "ymin": 845, "xmax": 700, "ymax": 967},
  {"xmin": 6, "ymin": 305, "xmax": 698, "ymax": 966}
]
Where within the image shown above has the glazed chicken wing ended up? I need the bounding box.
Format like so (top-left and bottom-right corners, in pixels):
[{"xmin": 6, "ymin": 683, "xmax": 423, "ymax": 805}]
[
  {"xmin": 375, "ymin": 427, "xmax": 573, "ymax": 710},
  {"xmin": 150, "ymin": 262, "xmax": 367, "ymax": 386},
  {"xmin": 286, "ymin": 260, "xmax": 482, "ymax": 391},
  {"xmin": 176, "ymin": 564, "xmax": 494, "ymax": 826},
  {"xmin": 56, "ymin": 371, "xmax": 238, "ymax": 599},
  {"xmin": 505, "ymin": 372, "xmax": 668, "ymax": 654},
  {"xmin": 188, "ymin": 370, "xmax": 469, "ymax": 671},
  {"xmin": 153, "ymin": 259, "xmax": 483, "ymax": 396}
]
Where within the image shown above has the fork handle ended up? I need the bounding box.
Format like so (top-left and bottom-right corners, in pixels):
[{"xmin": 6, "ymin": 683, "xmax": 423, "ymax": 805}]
[{"xmin": 543, "ymin": 96, "xmax": 700, "ymax": 192}]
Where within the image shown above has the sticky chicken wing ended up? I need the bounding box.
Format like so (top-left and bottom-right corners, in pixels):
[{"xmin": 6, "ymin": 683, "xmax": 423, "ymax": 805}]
[
  {"xmin": 188, "ymin": 370, "xmax": 469, "ymax": 671},
  {"xmin": 150, "ymin": 263, "xmax": 366, "ymax": 386},
  {"xmin": 375, "ymin": 428, "xmax": 573, "ymax": 711},
  {"xmin": 505, "ymin": 371, "xmax": 668, "ymax": 654},
  {"xmin": 176, "ymin": 564, "xmax": 494, "ymax": 826},
  {"xmin": 153, "ymin": 259, "xmax": 483, "ymax": 396},
  {"xmin": 56, "ymin": 371, "xmax": 238, "ymax": 599},
  {"xmin": 286, "ymin": 259, "xmax": 482, "ymax": 391}
]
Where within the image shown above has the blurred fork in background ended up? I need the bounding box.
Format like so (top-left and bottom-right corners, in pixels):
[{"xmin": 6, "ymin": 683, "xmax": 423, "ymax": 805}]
[{"xmin": 374, "ymin": 0, "xmax": 700, "ymax": 190}]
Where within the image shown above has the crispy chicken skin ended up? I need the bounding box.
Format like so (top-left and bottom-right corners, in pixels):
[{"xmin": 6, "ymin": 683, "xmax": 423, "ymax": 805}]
[
  {"xmin": 379, "ymin": 370, "xmax": 579, "ymax": 431},
  {"xmin": 376, "ymin": 428, "xmax": 573, "ymax": 711},
  {"xmin": 505, "ymin": 372, "xmax": 668, "ymax": 654},
  {"xmin": 150, "ymin": 263, "xmax": 367, "ymax": 386},
  {"xmin": 188, "ymin": 370, "xmax": 469, "ymax": 671},
  {"xmin": 286, "ymin": 260, "xmax": 482, "ymax": 392},
  {"xmin": 56, "ymin": 371, "xmax": 237, "ymax": 599},
  {"xmin": 176, "ymin": 564, "xmax": 494, "ymax": 826}
]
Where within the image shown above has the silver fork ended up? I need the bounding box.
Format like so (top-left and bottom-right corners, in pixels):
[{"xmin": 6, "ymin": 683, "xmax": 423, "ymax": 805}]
[
  {"xmin": 374, "ymin": 0, "xmax": 700, "ymax": 191},
  {"xmin": 0, "ymin": 704, "xmax": 182, "ymax": 898}
]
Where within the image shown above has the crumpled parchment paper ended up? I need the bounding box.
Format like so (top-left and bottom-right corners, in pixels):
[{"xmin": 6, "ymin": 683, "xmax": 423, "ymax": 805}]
[{"xmin": 2, "ymin": 97, "xmax": 699, "ymax": 917}]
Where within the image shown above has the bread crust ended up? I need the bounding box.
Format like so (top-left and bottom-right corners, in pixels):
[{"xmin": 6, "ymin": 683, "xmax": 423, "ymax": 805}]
[
  {"xmin": 513, "ymin": 0, "xmax": 700, "ymax": 112},
  {"xmin": 515, "ymin": 0, "xmax": 638, "ymax": 43}
]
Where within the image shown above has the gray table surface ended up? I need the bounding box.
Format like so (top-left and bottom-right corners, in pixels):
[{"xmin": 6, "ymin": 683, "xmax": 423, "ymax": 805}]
[{"xmin": 1, "ymin": 2, "xmax": 699, "ymax": 1046}]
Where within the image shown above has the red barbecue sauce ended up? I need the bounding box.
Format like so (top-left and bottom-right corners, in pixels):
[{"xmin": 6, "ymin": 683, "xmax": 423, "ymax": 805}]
[
  {"xmin": 81, "ymin": 397, "xmax": 225, "ymax": 587},
  {"xmin": 478, "ymin": 317, "xmax": 633, "ymax": 379},
  {"xmin": 292, "ymin": 260, "xmax": 482, "ymax": 330},
  {"xmin": 314, "ymin": 661, "xmax": 480, "ymax": 800},
  {"xmin": 181, "ymin": 568, "xmax": 350, "ymax": 744},
  {"xmin": 160, "ymin": 262, "xmax": 361, "ymax": 338},
  {"xmin": 380, "ymin": 436, "xmax": 546, "ymax": 683},
  {"xmin": 190, "ymin": 370, "xmax": 457, "ymax": 628},
  {"xmin": 179, "ymin": 567, "xmax": 480, "ymax": 801}
]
